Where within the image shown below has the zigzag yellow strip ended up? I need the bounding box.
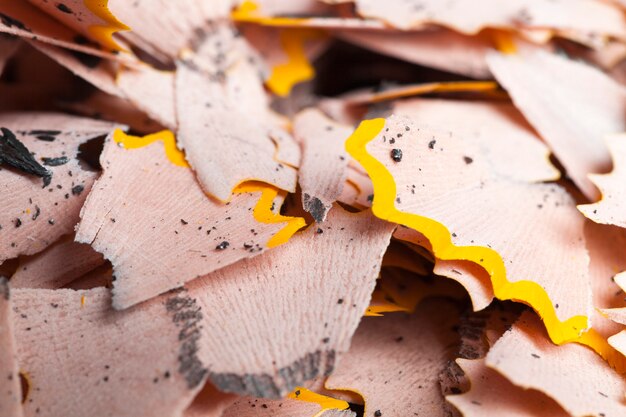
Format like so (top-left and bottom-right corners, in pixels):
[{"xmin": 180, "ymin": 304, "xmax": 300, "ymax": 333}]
[
  {"xmin": 113, "ymin": 129, "xmax": 189, "ymax": 167},
  {"xmin": 345, "ymin": 119, "xmax": 626, "ymax": 372},
  {"xmin": 84, "ymin": 0, "xmax": 130, "ymax": 51},
  {"xmin": 113, "ymin": 130, "xmax": 305, "ymax": 248},
  {"xmin": 232, "ymin": 182, "xmax": 307, "ymax": 248},
  {"xmin": 232, "ymin": 1, "xmax": 325, "ymax": 96}
]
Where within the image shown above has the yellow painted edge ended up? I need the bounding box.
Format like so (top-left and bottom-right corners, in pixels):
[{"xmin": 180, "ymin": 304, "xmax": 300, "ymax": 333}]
[
  {"xmin": 113, "ymin": 129, "xmax": 189, "ymax": 167},
  {"xmin": 289, "ymin": 387, "xmax": 349, "ymax": 416},
  {"xmin": 232, "ymin": 1, "xmax": 325, "ymax": 96},
  {"xmin": 266, "ymin": 29, "xmax": 326, "ymax": 97},
  {"xmin": 345, "ymin": 118, "xmax": 626, "ymax": 372},
  {"xmin": 233, "ymin": 182, "xmax": 306, "ymax": 248},
  {"xmin": 490, "ymin": 30, "xmax": 518, "ymax": 54},
  {"xmin": 84, "ymin": 0, "xmax": 130, "ymax": 51}
]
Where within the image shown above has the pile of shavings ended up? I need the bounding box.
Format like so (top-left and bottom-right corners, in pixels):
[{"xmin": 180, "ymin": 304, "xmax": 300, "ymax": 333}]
[{"xmin": 3, "ymin": 1, "xmax": 626, "ymax": 417}]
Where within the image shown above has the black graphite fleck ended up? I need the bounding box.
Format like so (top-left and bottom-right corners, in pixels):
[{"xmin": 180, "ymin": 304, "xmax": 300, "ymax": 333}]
[
  {"xmin": 0, "ymin": 128, "xmax": 50, "ymax": 184},
  {"xmin": 374, "ymin": 410, "xmax": 382, "ymax": 417},
  {"xmin": 70, "ymin": 50, "xmax": 103, "ymax": 68},
  {"xmin": 463, "ymin": 156, "xmax": 473, "ymax": 164},
  {"xmin": 32, "ymin": 206, "xmax": 41, "ymax": 221},
  {"xmin": 303, "ymin": 193, "xmax": 326, "ymax": 223},
  {"xmin": 390, "ymin": 149, "xmax": 403, "ymax": 162},
  {"xmin": 56, "ymin": 3, "xmax": 73, "ymax": 13},
  {"xmin": 28, "ymin": 130, "xmax": 61, "ymax": 136},
  {"xmin": 14, "ymin": 218, "xmax": 21, "ymax": 228},
  {"xmin": 71, "ymin": 185, "xmax": 84, "ymax": 196},
  {"xmin": 35, "ymin": 135, "xmax": 56, "ymax": 142},
  {"xmin": 0, "ymin": 13, "xmax": 30, "ymax": 31},
  {"xmin": 215, "ymin": 241, "xmax": 229, "ymax": 250},
  {"xmin": 42, "ymin": 156, "xmax": 69, "ymax": 167},
  {"xmin": 428, "ymin": 140, "xmax": 436, "ymax": 149}
]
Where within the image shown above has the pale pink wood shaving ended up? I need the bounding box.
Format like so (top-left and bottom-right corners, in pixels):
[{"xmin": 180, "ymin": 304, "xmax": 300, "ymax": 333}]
[
  {"xmin": 116, "ymin": 65, "xmax": 177, "ymax": 129},
  {"xmin": 447, "ymin": 358, "xmax": 570, "ymax": 417},
  {"xmin": 186, "ymin": 23, "xmax": 302, "ymax": 170},
  {"xmin": 0, "ymin": 113, "xmax": 120, "ymax": 263},
  {"xmin": 75, "ymin": 136, "xmax": 296, "ymax": 309},
  {"xmin": 109, "ymin": 0, "xmax": 236, "ymax": 58},
  {"xmin": 486, "ymin": 312, "xmax": 626, "ymax": 417},
  {"xmin": 326, "ymin": 298, "xmax": 461, "ymax": 417},
  {"xmin": 337, "ymin": 164, "xmax": 372, "ymax": 209},
  {"xmin": 175, "ymin": 61, "xmax": 297, "ymax": 201},
  {"xmin": 600, "ymin": 308, "xmax": 626, "ymax": 326},
  {"xmin": 294, "ymin": 108, "xmax": 353, "ymax": 222},
  {"xmin": 607, "ymin": 330, "xmax": 626, "ymax": 357},
  {"xmin": 487, "ymin": 46, "xmax": 626, "ymax": 201},
  {"xmin": 12, "ymin": 287, "xmax": 202, "ymax": 417},
  {"xmin": 0, "ymin": 278, "xmax": 23, "ymax": 417},
  {"xmin": 352, "ymin": 0, "xmax": 626, "ymax": 39},
  {"xmin": 366, "ymin": 115, "xmax": 592, "ymax": 324},
  {"xmin": 579, "ymin": 134, "xmax": 626, "ymax": 228},
  {"xmin": 172, "ymin": 23, "xmax": 300, "ymax": 200},
  {"xmin": 188, "ymin": 207, "xmax": 394, "ymax": 397},
  {"xmin": 10, "ymin": 235, "xmax": 104, "ymax": 289},
  {"xmin": 433, "ymin": 260, "xmax": 494, "ymax": 311},
  {"xmin": 392, "ymin": 98, "xmax": 559, "ymax": 183},
  {"xmin": 614, "ymin": 271, "xmax": 626, "ymax": 292},
  {"xmin": 584, "ymin": 221, "xmax": 626, "ymax": 338},
  {"xmin": 336, "ymin": 29, "xmax": 491, "ymax": 79}
]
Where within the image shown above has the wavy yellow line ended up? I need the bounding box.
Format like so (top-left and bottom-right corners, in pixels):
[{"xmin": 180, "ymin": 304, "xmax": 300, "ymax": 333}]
[
  {"xmin": 266, "ymin": 28, "xmax": 326, "ymax": 97},
  {"xmin": 232, "ymin": 182, "xmax": 307, "ymax": 248},
  {"xmin": 83, "ymin": 0, "xmax": 129, "ymax": 51},
  {"xmin": 345, "ymin": 119, "xmax": 626, "ymax": 372},
  {"xmin": 113, "ymin": 129, "xmax": 189, "ymax": 167},
  {"xmin": 232, "ymin": 1, "xmax": 324, "ymax": 96}
]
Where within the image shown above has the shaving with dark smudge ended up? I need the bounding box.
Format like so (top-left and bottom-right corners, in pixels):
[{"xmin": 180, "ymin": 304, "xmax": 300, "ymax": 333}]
[
  {"xmin": 164, "ymin": 292, "xmax": 208, "ymax": 389},
  {"xmin": 0, "ymin": 127, "xmax": 51, "ymax": 186},
  {"xmin": 210, "ymin": 349, "xmax": 336, "ymax": 398}
]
